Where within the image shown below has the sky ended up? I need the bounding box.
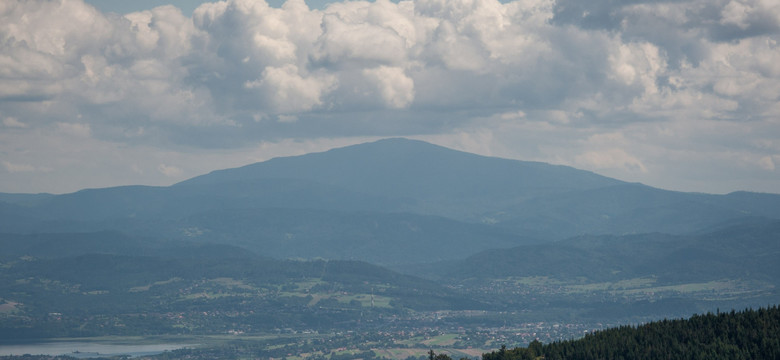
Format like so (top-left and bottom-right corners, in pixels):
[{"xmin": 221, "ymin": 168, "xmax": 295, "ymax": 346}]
[{"xmin": 1, "ymin": 0, "xmax": 779, "ymax": 195}]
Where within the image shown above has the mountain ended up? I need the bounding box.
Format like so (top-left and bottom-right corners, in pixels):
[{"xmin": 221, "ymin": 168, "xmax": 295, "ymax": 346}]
[
  {"xmin": 428, "ymin": 219, "xmax": 780, "ymax": 285},
  {"xmin": 488, "ymin": 183, "xmax": 780, "ymax": 238},
  {"xmin": 178, "ymin": 138, "xmax": 624, "ymax": 219},
  {"xmin": 1, "ymin": 139, "xmax": 623, "ymax": 224},
  {"xmin": 2, "ymin": 138, "xmax": 780, "ymax": 265}
]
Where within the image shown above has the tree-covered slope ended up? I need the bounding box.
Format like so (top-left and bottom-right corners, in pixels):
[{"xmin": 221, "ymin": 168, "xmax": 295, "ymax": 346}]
[
  {"xmin": 0, "ymin": 244, "xmax": 486, "ymax": 339},
  {"xmin": 487, "ymin": 183, "xmax": 780, "ymax": 238},
  {"xmin": 149, "ymin": 208, "xmax": 534, "ymax": 265},
  {"xmin": 431, "ymin": 219, "xmax": 780, "ymax": 285},
  {"xmin": 483, "ymin": 306, "xmax": 780, "ymax": 360}
]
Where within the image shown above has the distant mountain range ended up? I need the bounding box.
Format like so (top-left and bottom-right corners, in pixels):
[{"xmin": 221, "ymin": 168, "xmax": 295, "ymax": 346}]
[
  {"xmin": 2, "ymin": 138, "xmax": 780, "ymax": 266},
  {"xmin": 3, "ymin": 138, "xmax": 780, "ymax": 337}
]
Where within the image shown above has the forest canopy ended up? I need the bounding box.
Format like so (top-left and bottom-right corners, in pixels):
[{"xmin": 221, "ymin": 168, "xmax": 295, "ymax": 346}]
[{"xmin": 482, "ymin": 306, "xmax": 780, "ymax": 360}]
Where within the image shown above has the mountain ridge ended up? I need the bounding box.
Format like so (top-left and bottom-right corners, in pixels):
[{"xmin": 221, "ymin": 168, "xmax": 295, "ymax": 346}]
[
  {"xmin": 176, "ymin": 138, "xmax": 626, "ymax": 219},
  {"xmin": 421, "ymin": 218, "xmax": 780, "ymax": 284},
  {"xmin": 1, "ymin": 138, "xmax": 780, "ymax": 266}
]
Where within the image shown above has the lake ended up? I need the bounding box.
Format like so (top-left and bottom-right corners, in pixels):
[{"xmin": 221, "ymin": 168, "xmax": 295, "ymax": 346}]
[{"xmin": 0, "ymin": 341, "xmax": 194, "ymax": 358}]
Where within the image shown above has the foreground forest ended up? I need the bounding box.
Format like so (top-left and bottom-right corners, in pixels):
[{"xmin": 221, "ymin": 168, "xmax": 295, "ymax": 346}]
[{"xmin": 483, "ymin": 306, "xmax": 780, "ymax": 360}]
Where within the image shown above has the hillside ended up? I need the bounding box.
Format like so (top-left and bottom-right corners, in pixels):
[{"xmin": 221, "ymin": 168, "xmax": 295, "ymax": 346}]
[
  {"xmin": 0, "ymin": 243, "xmax": 483, "ymax": 339},
  {"xmin": 379, "ymin": 218, "xmax": 779, "ymax": 325},
  {"xmin": 428, "ymin": 219, "xmax": 780, "ymax": 284},
  {"xmin": 483, "ymin": 306, "xmax": 780, "ymax": 360}
]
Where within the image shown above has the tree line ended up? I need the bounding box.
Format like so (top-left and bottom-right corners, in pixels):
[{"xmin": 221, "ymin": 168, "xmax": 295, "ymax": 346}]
[{"xmin": 480, "ymin": 305, "xmax": 780, "ymax": 360}]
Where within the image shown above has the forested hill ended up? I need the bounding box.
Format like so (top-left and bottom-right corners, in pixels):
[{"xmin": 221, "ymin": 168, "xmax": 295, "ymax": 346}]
[{"xmin": 483, "ymin": 306, "xmax": 780, "ymax": 360}]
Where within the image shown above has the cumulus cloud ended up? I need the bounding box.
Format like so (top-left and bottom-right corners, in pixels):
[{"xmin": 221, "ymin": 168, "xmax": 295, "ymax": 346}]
[
  {"xmin": 6, "ymin": 0, "xmax": 775, "ymax": 133},
  {"xmin": 608, "ymin": 41, "xmax": 666, "ymax": 95},
  {"xmin": 246, "ymin": 64, "xmax": 337, "ymax": 113},
  {"xmin": 1, "ymin": 0, "xmax": 780, "ymax": 194},
  {"xmin": 362, "ymin": 66, "xmax": 415, "ymax": 109},
  {"xmin": 313, "ymin": 5, "xmax": 410, "ymax": 66}
]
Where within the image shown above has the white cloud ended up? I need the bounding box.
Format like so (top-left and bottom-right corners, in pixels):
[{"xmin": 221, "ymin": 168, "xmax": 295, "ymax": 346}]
[
  {"xmin": 609, "ymin": 41, "xmax": 666, "ymax": 95},
  {"xmin": 246, "ymin": 64, "xmax": 337, "ymax": 113},
  {"xmin": 362, "ymin": 66, "xmax": 415, "ymax": 109},
  {"xmin": 721, "ymin": 0, "xmax": 753, "ymax": 29},
  {"xmin": 575, "ymin": 149, "xmax": 648, "ymax": 174},
  {"xmin": 571, "ymin": 132, "xmax": 649, "ymax": 174},
  {"xmin": 758, "ymin": 155, "xmax": 775, "ymax": 171},
  {"xmin": 2, "ymin": 116, "xmax": 27, "ymax": 128},
  {"xmin": 56, "ymin": 122, "xmax": 92, "ymax": 138},
  {"xmin": 1, "ymin": 0, "xmax": 780, "ymax": 194},
  {"xmin": 719, "ymin": 0, "xmax": 780, "ymax": 31},
  {"xmin": 277, "ymin": 114, "xmax": 298, "ymax": 123},
  {"xmin": 157, "ymin": 163, "xmax": 183, "ymax": 177},
  {"xmin": 314, "ymin": 8, "xmax": 410, "ymax": 66},
  {"xmin": 2, "ymin": 161, "xmax": 37, "ymax": 173}
]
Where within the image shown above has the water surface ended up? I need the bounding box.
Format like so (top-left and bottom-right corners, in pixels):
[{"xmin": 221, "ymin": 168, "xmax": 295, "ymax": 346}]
[{"xmin": 0, "ymin": 342, "xmax": 193, "ymax": 358}]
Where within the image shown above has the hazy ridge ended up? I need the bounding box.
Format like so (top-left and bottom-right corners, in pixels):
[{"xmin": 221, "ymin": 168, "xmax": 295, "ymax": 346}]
[{"xmin": 1, "ymin": 138, "xmax": 779, "ymax": 348}]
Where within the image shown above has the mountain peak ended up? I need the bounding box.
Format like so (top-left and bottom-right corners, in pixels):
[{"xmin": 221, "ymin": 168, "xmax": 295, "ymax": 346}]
[{"xmin": 178, "ymin": 138, "xmax": 622, "ymax": 202}]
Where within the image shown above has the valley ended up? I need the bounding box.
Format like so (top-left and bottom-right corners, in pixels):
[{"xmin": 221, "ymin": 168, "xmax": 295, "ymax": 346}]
[{"xmin": 1, "ymin": 139, "xmax": 779, "ymax": 358}]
